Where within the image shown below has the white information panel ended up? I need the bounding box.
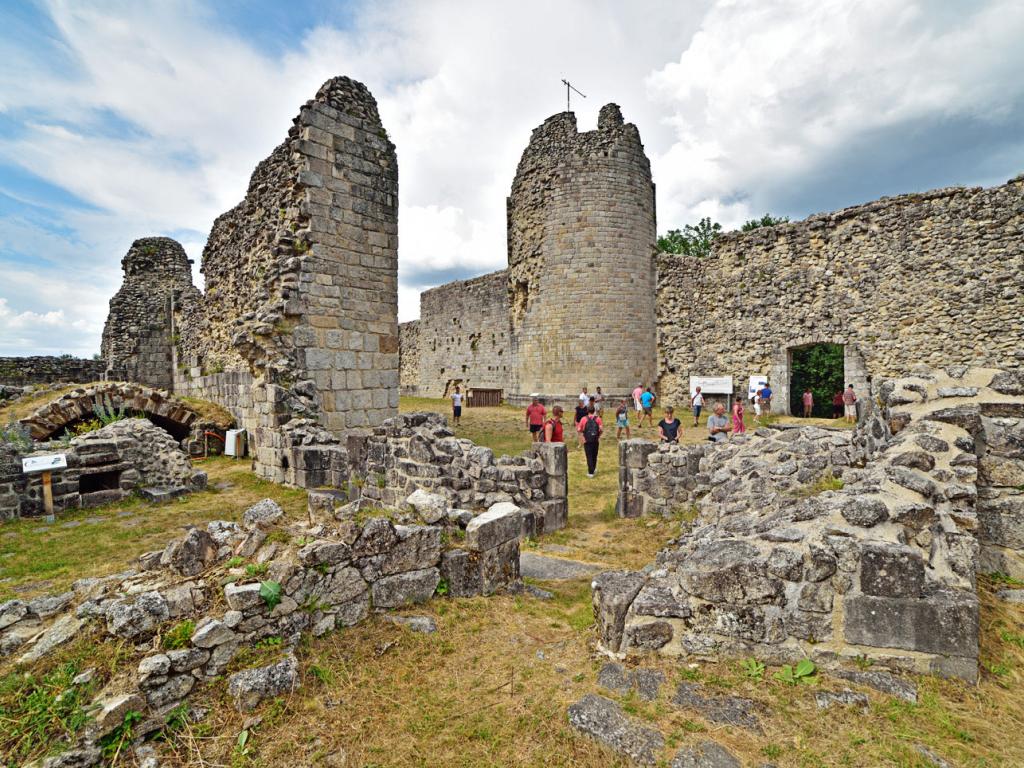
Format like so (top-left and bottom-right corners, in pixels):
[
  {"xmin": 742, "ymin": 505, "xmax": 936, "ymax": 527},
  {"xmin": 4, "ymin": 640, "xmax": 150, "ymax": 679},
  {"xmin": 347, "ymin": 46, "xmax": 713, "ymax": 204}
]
[
  {"xmin": 22, "ymin": 454, "xmax": 68, "ymax": 473},
  {"xmin": 748, "ymin": 375, "xmax": 769, "ymax": 401},
  {"xmin": 689, "ymin": 376, "xmax": 733, "ymax": 399}
]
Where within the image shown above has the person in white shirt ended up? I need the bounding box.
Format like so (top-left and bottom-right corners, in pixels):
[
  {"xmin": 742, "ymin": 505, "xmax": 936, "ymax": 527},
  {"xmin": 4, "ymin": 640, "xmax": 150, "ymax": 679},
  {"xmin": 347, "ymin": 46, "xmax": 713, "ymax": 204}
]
[
  {"xmin": 690, "ymin": 386, "xmax": 705, "ymax": 427},
  {"xmin": 450, "ymin": 386, "xmax": 463, "ymax": 427},
  {"xmin": 579, "ymin": 386, "xmax": 589, "ymax": 405}
]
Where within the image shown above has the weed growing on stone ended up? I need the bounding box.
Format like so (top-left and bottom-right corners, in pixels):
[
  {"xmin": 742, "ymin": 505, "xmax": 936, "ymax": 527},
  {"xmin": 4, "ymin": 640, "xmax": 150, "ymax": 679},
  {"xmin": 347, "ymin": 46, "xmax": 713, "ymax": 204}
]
[
  {"xmin": 245, "ymin": 562, "xmax": 269, "ymax": 577},
  {"xmin": 162, "ymin": 619, "xmax": 196, "ymax": 650},
  {"xmin": 772, "ymin": 658, "xmax": 816, "ymax": 685},
  {"xmin": 98, "ymin": 709, "xmax": 143, "ymax": 761},
  {"xmin": 259, "ymin": 580, "xmax": 282, "ymax": 610}
]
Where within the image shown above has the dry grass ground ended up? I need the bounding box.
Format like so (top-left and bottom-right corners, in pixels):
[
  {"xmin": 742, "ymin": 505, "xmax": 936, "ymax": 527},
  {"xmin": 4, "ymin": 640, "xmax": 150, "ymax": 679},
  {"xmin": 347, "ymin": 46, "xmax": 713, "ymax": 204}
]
[
  {"xmin": 1, "ymin": 397, "xmax": 1021, "ymax": 767},
  {"xmin": 0, "ymin": 459, "xmax": 307, "ymax": 602}
]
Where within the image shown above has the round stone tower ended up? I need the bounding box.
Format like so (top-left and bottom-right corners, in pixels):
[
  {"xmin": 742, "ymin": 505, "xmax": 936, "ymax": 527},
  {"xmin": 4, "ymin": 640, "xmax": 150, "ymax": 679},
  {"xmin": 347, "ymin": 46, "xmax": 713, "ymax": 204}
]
[{"xmin": 506, "ymin": 103, "xmax": 657, "ymax": 402}]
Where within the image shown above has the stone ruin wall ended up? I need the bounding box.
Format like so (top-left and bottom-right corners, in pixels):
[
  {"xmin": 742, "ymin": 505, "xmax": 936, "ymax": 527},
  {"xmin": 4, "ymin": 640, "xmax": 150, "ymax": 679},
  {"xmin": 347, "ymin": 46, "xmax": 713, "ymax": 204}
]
[
  {"xmin": 166, "ymin": 77, "xmax": 398, "ymax": 483},
  {"xmin": 1, "ymin": 418, "xmax": 205, "ymax": 520},
  {"xmin": 347, "ymin": 412, "xmax": 568, "ymax": 536},
  {"xmin": 506, "ymin": 104, "xmax": 658, "ymax": 402},
  {"xmin": 102, "ymin": 237, "xmax": 200, "ymax": 391},
  {"xmin": 598, "ymin": 367, "xmax": 1024, "ymax": 683},
  {"xmin": 398, "ymin": 320, "xmax": 419, "ymax": 395},
  {"xmin": 656, "ymin": 174, "xmax": 1024, "ymax": 410},
  {"xmin": 0, "ymin": 357, "xmax": 105, "ymax": 389},
  {"xmin": 413, "ymin": 269, "xmax": 512, "ymax": 399}
]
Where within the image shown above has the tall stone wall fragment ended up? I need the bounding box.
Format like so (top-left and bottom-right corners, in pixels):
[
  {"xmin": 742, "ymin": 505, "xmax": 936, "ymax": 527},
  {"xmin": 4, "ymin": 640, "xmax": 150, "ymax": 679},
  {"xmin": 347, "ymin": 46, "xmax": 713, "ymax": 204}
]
[
  {"xmin": 102, "ymin": 237, "xmax": 200, "ymax": 389},
  {"xmin": 414, "ymin": 269, "xmax": 512, "ymax": 398},
  {"xmin": 170, "ymin": 76, "xmax": 398, "ymax": 484}
]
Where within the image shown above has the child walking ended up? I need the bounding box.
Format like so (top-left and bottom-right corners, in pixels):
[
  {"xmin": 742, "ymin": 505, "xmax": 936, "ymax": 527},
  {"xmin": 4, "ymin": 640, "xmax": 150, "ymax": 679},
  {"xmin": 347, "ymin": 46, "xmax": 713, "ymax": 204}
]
[{"xmin": 615, "ymin": 399, "xmax": 630, "ymax": 440}]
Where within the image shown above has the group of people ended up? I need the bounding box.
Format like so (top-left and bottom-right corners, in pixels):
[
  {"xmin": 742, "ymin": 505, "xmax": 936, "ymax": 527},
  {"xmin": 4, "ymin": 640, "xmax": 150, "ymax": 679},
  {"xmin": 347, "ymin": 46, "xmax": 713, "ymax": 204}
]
[
  {"xmin": 453, "ymin": 379, "xmax": 861, "ymax": 481},
  {"xmin": 521, "ymin": 383, "xmax": 747, "ymax": 478},
  {"xmin": 800, "ymin": 384, "xmax": 858, "ymax": 423}
]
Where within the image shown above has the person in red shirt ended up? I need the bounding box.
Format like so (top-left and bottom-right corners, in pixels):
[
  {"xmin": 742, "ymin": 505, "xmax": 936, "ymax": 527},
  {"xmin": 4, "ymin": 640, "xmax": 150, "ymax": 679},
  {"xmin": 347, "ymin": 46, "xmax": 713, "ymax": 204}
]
[
  {"xmin": 832, "ymin": 390, "xmax": 844, "ymax": 419},
  {"xmin": 525, "ymin": 395, "xmax": 546, "ymax": 443},
  {"xmin": 543, "ymin": 405, "xmax": 564, "ymax": 443}
]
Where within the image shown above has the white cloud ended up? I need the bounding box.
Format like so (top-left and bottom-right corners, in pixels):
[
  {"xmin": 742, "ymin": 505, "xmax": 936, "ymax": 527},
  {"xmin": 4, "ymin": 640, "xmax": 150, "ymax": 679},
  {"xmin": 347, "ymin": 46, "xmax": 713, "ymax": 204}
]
[
  {"xmin": 646, "ymin": 0, "xmax": 1024, "ymax": 228},
  {"xmin": 1, "ymin": 0, "xmax": 1022, "ymax": 355}
]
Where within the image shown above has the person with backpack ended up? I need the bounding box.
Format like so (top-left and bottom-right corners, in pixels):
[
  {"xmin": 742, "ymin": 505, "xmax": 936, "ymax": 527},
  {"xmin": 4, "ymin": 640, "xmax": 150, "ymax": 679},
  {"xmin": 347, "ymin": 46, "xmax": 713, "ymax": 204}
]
[
  {"xmin": 577, "ymin": 404, "xmax": 603, "ymax": 478},
  {"xmin": 543, "ymin": 405, "xmax": 564, "ymax": 443}
]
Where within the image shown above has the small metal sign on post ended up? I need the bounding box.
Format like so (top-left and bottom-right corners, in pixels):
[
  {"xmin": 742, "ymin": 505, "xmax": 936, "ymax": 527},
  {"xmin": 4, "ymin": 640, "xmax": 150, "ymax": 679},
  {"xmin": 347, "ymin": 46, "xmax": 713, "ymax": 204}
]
[{"xmin": 22, "ymin": 454, "xmax": 68, "ymax": 522}]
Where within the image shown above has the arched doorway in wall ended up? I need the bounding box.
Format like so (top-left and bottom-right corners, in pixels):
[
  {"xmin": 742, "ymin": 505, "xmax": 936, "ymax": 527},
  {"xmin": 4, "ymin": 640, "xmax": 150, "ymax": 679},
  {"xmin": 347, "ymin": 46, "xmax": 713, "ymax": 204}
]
[{"xmin": 769, "ymin": 341, "xmax": 868, "ymax": 417}]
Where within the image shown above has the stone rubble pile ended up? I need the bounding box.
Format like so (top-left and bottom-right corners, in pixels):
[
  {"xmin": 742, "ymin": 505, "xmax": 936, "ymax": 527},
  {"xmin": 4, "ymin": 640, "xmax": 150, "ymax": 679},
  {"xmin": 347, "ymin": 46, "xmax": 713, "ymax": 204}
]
[
  {"xmin": 1, "ymin": 418, "xmax": 207, "ymax": 520},
  {"xmin": 352, "ymin": 412, "xmax": 569, "ymax": 535},
  {"xmin": 596, "ymin": 367, "xmax": 1024, "ymax": 683},
  {"xmin": 1, "ymin": 488, "xmax": 531, "ymax": 766}
]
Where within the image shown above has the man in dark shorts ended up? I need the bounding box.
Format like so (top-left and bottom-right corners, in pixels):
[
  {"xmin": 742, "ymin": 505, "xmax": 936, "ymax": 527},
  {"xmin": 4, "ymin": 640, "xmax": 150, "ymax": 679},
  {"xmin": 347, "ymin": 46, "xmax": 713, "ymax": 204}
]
[
  {"xmin": 450, "ymin": 386, "xmax": 463, "ymax": 427},
  {"xmin": 832, "ymin": 390, "xmax": 844, "ymax": 419},
  {"xmin": 525, "ymin": 395, "xmax": 546, "ymax": 443}
]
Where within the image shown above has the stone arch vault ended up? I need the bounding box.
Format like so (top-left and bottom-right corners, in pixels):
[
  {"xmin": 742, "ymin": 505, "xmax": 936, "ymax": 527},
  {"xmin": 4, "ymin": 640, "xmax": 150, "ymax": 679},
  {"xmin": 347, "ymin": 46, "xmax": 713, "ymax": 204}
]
[{"xmin": 19, "ymin": 383, "xmax": 222, "ymax": 442}]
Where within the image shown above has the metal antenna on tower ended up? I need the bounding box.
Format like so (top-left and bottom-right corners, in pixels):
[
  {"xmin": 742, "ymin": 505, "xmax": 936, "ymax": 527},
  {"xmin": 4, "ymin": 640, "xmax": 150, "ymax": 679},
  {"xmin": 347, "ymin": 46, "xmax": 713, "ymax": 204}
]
[{"xmin": 561, "ymin": 79, "xmax": 586, "ymax": 112}]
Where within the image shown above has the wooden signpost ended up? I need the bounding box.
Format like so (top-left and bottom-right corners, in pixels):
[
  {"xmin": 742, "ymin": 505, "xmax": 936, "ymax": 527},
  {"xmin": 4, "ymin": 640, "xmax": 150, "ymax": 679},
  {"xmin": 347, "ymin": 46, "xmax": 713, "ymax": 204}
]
[{"xmin": 22, "ymin": 453, "xmax": 68, "ymax": 522}]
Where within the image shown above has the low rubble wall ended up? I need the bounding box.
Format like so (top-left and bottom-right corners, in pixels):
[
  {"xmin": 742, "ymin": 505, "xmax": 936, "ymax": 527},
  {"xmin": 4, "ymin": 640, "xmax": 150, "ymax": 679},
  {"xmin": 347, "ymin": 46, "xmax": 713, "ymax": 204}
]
[
  {"xmin": 0, "ymin": 492, "xmax": 529, "ymax": 763},
  {"xmin": 598, "ymin": 367, "xmax": 1024, "ymax": 683},
  {"xmin": 1, "ymin": 419, "xmax": 206, "ymax": 520},
  {"xmin": 0, "ymin": 356, "xmax": 105, "ymax": 387}
]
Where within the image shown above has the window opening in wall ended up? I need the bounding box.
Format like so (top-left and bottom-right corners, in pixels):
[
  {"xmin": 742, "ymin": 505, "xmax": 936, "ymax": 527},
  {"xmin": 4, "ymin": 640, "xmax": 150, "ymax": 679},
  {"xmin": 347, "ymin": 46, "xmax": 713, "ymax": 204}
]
[
  {"xmin": 788, "ymin": 343, "xmax": 844, "ymax": 417},
  {"xmin": 79, "ymin": 470, "xmax": 122, "ymax": 494}
]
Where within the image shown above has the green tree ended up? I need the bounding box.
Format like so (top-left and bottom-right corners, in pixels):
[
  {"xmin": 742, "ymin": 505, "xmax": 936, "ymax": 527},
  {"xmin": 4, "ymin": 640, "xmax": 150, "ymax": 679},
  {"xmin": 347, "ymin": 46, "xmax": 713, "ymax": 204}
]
[
  {"xmin": 789, "ymin": 343, "xmax": 844, "ymax": 418},
  {"xmin": 656, "ymin": 217, "xmax": 722, "ymax": 257},
  {"xmin": 741, "ymin": 213, "xmax": 790, "ymax": 231}
]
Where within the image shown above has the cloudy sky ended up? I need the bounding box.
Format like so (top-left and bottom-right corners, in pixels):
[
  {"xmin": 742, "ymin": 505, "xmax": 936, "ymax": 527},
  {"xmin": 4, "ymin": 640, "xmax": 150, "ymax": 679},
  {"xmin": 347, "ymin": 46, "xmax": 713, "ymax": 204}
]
[{"xmin": 1, "ymin": 0, "xmax": 1022, "ymax": 357}]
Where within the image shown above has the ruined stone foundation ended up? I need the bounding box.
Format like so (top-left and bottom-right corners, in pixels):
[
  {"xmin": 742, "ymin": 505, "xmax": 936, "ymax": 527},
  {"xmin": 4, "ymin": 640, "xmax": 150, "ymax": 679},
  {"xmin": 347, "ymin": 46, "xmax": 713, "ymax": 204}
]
[{"xmin": 598, "ymin": 367, "xmax": 1024, "ymax": 683}]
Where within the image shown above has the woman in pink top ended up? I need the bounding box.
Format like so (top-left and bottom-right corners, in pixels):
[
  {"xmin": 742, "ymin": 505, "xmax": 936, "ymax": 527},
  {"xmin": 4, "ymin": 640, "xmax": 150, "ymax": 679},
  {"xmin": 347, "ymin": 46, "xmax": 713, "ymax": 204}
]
[
  {"xmin": 632, "ymin": 384, "xmax": 644, "ymax": 414},
  {"xmin": 731, "ymin": 399, "xmax": 745, "ymax": 434}
]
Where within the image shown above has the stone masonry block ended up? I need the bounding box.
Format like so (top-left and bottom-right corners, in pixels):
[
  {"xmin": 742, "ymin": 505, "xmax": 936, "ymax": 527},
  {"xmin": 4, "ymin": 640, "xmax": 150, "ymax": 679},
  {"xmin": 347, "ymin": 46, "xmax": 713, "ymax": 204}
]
[{"xmin": 465, "ymin": 503, "xmax": 522, "ymax": 551}]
